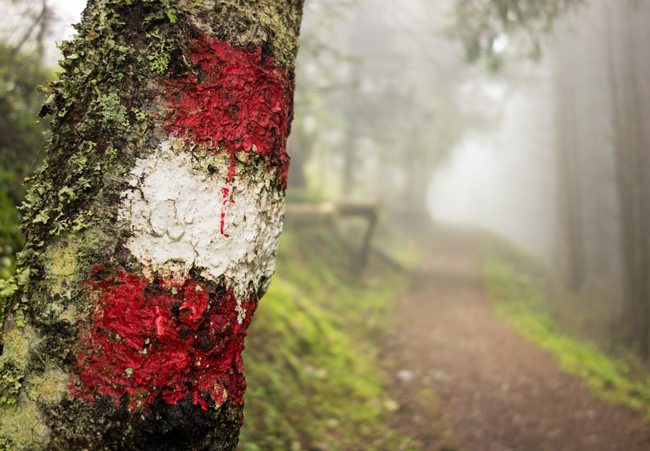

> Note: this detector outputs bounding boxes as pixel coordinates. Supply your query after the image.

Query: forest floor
[383,226,650,451]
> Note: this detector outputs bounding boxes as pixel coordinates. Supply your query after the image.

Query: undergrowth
[481,235,650,419]
[238,225,419,451]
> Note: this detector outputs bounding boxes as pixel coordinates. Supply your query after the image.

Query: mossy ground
[481,234,650,420]
[239,224,419,451]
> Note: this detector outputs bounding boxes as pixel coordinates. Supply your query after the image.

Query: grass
[238,225,422,451]
[481,235,650,419]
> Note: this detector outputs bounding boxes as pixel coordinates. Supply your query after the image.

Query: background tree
[453,0,650,362]
[604,0,650,358]
[517,0,650,358]
[0,0,303,449]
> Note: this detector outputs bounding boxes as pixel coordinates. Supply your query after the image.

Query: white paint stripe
[119,139,284,320]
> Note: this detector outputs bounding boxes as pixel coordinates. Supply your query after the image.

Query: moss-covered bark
[0,0,303,449]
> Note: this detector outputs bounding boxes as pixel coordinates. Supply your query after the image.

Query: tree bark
[0,0,303,449]
[605,0,650,358]
[554,41,586,292]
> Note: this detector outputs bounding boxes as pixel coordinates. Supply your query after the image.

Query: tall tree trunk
[554,43,585,292]
[0,1,303,449]
[341,47,361,198]
[605,1,650,358]
[400,122,433,231]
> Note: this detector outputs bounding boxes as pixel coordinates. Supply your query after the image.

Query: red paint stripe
[164,36,293,188]
[71,267,257,410]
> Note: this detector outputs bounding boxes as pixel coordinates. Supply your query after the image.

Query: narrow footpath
[384,228,650,451]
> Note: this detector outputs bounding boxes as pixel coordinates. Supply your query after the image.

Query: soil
[384,227,650,451]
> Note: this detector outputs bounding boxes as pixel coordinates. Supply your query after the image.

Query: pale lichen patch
[26,365,69,405]
[58,304,78,324]
[0,394,49,450]
[1,327,34,370]
[0,330,66,447]
[42,235,80,297]
[0,324,43,440]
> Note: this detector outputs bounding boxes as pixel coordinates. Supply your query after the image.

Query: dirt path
[384,228,650,451]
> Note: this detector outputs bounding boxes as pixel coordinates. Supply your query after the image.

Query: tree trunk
[341,117,358,197]
[605,0,650,358]
[554,42,586,292]
[0,0,303,449]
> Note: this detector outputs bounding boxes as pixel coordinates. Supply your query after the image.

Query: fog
[428,70,557,261]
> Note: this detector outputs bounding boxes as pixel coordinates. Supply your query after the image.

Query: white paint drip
[119,139,284,322]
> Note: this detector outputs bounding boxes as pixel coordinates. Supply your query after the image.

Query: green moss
[0,364,22,407]
[0,327,33,407]
[132,108,148,122]
[240,226,417,450]
[0,279,18,327]
[0,280,17,299]
[99,92,128,125]
[147,29,171,75]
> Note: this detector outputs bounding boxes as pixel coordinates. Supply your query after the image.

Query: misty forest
[1,0,650,449]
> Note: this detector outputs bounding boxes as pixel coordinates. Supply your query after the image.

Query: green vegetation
[482,235,650,419]
[240,225,418,451]
[0,44,51,279]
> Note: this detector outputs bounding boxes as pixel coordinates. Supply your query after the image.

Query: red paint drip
[164,36,294,187]
[71,267,257,410]
[218,157,238,237]
[220,185,231,237]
